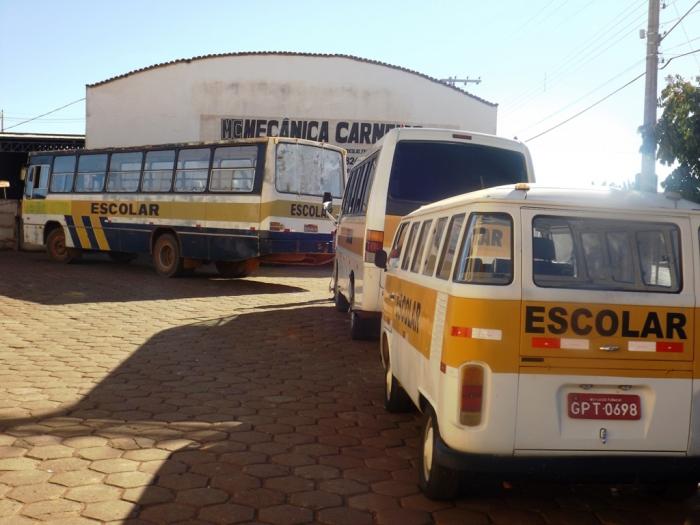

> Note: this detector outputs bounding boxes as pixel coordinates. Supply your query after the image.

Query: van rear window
[532,216,681,293]
[386,141,527,216]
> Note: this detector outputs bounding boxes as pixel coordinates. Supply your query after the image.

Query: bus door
[515,208,694,452]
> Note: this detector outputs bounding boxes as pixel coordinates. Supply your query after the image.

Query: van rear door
[514,208,694,453]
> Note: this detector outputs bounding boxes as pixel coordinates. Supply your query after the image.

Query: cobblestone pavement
[0,250,699,525]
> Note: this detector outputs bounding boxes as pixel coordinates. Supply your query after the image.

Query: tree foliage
[657,76,700,201]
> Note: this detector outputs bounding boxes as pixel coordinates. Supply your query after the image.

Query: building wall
[86,54,497,165]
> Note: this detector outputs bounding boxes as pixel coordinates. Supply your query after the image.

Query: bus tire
[419,406,459,500]
[384,359,413,413]
[216,259,258,278]
[109,251,137,263]
[46,227,81,264]
[153,233,184,277]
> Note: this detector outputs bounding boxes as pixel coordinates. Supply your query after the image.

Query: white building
[86,52,497,166]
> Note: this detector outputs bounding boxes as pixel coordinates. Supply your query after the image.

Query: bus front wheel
[419,406,459,500]
[153,234,184,277]
[46,228,81,264]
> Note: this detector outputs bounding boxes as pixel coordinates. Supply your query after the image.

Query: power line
[670,1,700,70]
[660,47,700,68]
[661,0,699,41]
[3,98,85,131]
[524,72,645,142]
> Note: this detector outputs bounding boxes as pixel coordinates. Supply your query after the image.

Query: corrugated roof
[87,51,496,107]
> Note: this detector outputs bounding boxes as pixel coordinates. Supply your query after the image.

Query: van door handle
[387,293,397,301]
[599,345,620,352]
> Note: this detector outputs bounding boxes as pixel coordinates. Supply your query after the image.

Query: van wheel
[419,406,459,500]
[216,259,258,278]
[153,234,184,277]
[109,251,137,263]
[46,228,81,264]
[384,360,413,413]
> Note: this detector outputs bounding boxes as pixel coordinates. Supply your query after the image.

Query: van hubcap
[423,418,434,480]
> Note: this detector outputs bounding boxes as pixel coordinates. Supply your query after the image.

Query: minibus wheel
[153,233,184,277]
[46,227,81,264]
[419,406,459,500]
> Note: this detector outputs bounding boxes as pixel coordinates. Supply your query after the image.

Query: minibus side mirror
[321,191,337,225]
[374,249,388,270]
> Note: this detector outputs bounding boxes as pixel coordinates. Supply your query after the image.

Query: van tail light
[364,229,384,262]
[460,365,484,426]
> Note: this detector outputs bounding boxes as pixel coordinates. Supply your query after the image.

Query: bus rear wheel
[419,406,459,500]
[46,227,81,264]
[153,234,184,277]
[216,259,259,278]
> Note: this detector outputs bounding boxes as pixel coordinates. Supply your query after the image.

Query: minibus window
[533,216,681,293]
[401,222,421,271]
[389,223,409,269]
[436,214,465,280]
[423,217,448,276]
[410,220,433,273]
[454,213,513,285]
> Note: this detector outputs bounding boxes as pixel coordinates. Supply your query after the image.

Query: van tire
[153,233,184,277]
[419,406,459,500]
[46,227,81,264]
[384,361,413,413]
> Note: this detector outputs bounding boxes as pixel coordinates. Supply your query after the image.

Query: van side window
[401,222,421,271]
[341,172,356,214]
[533,215,681,292]
[410,220,433,273]
[423,217,448,276]
[360,159,376,213]
[436,214,465,280]
[454,213,513,285]
[388,223,409,269]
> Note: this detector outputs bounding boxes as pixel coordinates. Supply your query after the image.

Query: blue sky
[1,0,698,187]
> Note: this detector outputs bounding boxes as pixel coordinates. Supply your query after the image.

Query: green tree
[656,76,700,201]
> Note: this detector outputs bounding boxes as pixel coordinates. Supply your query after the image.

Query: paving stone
[348,492,400,511]
[21,498,83,520]
[433,507,491,525]
[198,503,255,524]
[0,457,38,470]
[264,475,315,493]
[78,446,123,460]
[290,489,343,510]
[232,487,285,508]
[39,457,89,472]
[66,483,122,503]
[62,436,109,448]
[0,469,52,486]
[294,464,340,480]
[90,458,140,473]
[176,487,229,506]
[83,499,138,521]
[26,445,74,460]
[375,507,433,525]
[105,471,154,488]
[7,482,65,503]
[0,446,27,458]
[258,504,314,525]
[488,508,547,525]
[319,478,369,496]
[122,448,171,461]
[121,485,175,505]
[317,506,374,525]
[0,499,21,518]
[371,479,420,497]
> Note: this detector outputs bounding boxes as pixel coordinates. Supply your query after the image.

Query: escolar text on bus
[524,305,687,339]
[90,202,160,216]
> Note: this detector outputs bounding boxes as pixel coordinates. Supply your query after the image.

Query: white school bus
[21,137,344,277]
[376,183,700,499]
[333,128,534,339]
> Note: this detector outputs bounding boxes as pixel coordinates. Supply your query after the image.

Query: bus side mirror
[321,191,337,225]
[322,191,332,207]
[374,249,388,270]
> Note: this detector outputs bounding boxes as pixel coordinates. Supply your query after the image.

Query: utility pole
[1,110,3,132]
[639,0,661,193]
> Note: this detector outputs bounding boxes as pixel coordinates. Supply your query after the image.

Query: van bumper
[435,436,700,482]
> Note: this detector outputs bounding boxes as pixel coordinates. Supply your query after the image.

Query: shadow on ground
[0,251,315,305]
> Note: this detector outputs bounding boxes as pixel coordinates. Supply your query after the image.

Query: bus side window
[388,223,409,270]
[410,220,433,273]
[75,154,108,193]
[26,164,50,199]
[175,148,210,193]
[436,214,466,280]
[401,222,421,271]
[454,213,513,285]
[50,156,76,193]
[422,217,448,276]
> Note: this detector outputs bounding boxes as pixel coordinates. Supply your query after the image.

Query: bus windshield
[386,141,528,215]
[275,143,343,198]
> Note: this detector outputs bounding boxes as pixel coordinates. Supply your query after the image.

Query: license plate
[567,393,641,420]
